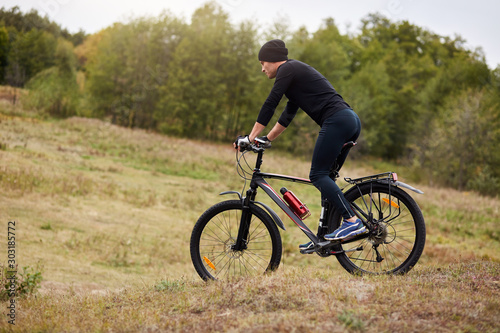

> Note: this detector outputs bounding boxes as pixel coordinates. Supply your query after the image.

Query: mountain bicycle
[190,141,426,280]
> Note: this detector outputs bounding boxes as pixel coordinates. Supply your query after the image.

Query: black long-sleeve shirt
[257,59,351,128]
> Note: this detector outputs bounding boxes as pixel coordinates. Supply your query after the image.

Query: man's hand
[255,136,272,148]
[233,135,251,151]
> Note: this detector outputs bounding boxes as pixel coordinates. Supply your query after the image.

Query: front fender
[220,190,242,200]
[252,201,286,231]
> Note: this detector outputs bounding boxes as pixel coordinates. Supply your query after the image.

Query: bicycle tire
[190,200,282,281]
[329,183,425,275]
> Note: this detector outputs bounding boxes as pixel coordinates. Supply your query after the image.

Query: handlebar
[245,142,271,153]
[237,138,271,153]
[235,140,271,176]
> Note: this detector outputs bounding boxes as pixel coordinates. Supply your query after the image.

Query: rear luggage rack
[345,172,397,185]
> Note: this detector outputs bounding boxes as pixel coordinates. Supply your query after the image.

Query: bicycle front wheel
[190,200,282,281]
[330,183,426,275]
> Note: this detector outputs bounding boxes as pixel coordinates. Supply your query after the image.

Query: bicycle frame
[227,144,424,253]
[258,173,317,237]
[228,148,320,251]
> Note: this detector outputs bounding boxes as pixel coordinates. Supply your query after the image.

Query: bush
[1,264,43,300]
[466,166,500,196]
[419,89,500,196]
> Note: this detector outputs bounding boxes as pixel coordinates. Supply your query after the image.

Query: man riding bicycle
[235,39,366,249]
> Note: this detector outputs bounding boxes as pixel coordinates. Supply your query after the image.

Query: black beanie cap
[258,39,288,62]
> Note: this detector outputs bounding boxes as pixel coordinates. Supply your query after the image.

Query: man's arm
[256,62,294,127]
[265,122,286,141]
[248,122,266,142]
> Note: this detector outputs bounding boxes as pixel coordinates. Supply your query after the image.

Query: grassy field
[0,100,498,332]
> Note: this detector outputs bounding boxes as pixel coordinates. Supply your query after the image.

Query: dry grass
[11,263,500,332]
[0,102,498,332]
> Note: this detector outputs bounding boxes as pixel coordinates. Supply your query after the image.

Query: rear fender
[393,181,424,194]
[376,180,424,194]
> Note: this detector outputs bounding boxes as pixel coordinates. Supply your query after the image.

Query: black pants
[309,109,361,220]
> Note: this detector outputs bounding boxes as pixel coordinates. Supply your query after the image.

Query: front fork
[232,187,256,251]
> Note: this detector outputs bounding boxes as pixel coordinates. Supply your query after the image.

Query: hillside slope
[0,107,498,331]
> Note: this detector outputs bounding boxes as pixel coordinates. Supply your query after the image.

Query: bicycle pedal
[300,240,339,254]
[300,241,326,254]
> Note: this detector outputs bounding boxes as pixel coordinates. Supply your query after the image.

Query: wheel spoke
[192,200,281,280]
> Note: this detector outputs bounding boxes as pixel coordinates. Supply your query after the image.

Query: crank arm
[330,246,364,255]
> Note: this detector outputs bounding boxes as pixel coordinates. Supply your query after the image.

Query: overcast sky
[3,0,499,69]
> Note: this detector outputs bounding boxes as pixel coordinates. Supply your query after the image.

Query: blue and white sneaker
[299,241,314,251]
[324,219,367,241]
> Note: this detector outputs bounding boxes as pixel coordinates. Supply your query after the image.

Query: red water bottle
[280,187,311,220]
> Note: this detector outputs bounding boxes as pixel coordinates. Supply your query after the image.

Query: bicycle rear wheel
[190,200,282,281]
[330,183,425,275]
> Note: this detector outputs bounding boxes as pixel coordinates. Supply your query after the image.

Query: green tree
[5,29,56,87]
[25,38,79,117]
[299,18,351,85]
[410,44,491,173]
[262,14,293,42]
[423,89,499,194]
[156,2,255,139]
[221,20,262,139]
[344,60,393,157]
[0,6,86,44]
[0,6,88,87]
[0,25,8,82]
[85,13,186,127]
